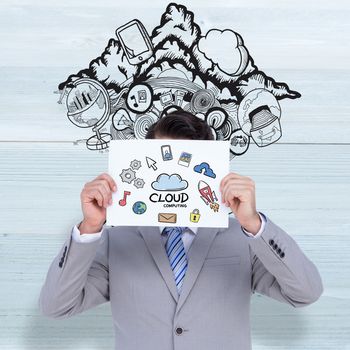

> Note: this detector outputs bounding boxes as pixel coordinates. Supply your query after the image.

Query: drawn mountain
[58,2,300,102]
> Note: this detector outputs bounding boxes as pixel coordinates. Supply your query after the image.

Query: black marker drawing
[112,108,134,132]
[152,173,188,191]
[230,129,250,156]
[58,2,301,158]
[134,112,158,139]
[126,83,154,114]
[159,91,174,108]
[150,192,189,204]
[205,107,228,140]
[237,88,282,147]
[116,20,154,65]
[66,78,112,150]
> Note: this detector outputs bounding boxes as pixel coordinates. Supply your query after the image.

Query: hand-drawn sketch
[198,180,220,212]
[119,191,131,206]
[134,178,145,189]
[161,145,173,161]
[126,83,154,114]
[120,168,136,184]
[116,19,154,65]
[108,139,230,227]
[237,88,282,147]
[145,156,158,170]
[120,159,145,188]
[65,78,112,150]
[132,201,147,214]
[190,209,201,223]
[151,173,188,191]
[198,29,249,77]
[59,3,301,159]
[112,108,134,132]
[130,159,142,170]
[134,113,158,139]
[230,129,250,156]
[193,162,216,179]
[178,151,192,167]
[158,213,177,224]
[205,107,228,139]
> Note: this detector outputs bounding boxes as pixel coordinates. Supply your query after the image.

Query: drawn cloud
[57,2,302,158]
[193,162,216,179]
[152,173,188,191]
[198,29,249,76]
[59,3,300,101]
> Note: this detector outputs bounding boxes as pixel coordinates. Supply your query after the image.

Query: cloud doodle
[57,2,301,158]
[198,29,249,76]
[193,162,216,179]
[152,173,188,191]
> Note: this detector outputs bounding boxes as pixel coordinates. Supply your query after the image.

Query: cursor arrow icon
[146,157,157,171]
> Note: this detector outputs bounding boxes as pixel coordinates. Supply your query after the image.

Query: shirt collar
[159,226,198,235]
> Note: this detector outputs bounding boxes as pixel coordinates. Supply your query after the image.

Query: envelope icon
[158,213,177,224]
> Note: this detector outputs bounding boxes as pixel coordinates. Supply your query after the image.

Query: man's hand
[79,173,117,234]
[220,172,261,235]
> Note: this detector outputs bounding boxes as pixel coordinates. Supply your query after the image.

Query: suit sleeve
[241,211,266,238]
[246,214,323,307]
[38,226,110,318]
[72,223,104,243]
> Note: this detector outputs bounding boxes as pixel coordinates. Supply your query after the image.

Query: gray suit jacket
[39,215,323,350]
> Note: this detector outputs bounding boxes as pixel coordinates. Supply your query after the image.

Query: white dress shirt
[72,212,267,250]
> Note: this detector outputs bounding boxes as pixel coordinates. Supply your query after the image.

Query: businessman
[39,110,323,350]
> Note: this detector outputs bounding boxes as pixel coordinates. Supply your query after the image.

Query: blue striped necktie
[163,226,188,294]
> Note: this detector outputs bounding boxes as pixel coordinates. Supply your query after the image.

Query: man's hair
[145,110,214,140]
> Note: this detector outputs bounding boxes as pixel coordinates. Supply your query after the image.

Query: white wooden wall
[1,0,349,349]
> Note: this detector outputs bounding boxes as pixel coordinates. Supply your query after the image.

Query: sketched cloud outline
[198,29,249,76]
[193,162,216,178]
[58,2,301,157]
[151,173,188,191]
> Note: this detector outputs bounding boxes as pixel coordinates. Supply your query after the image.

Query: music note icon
[119,191,131,206]
[130,95,138,108]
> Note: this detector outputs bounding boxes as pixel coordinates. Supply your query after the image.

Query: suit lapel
[138,226,179,302]
[175,226,220,315]
[138,225,220,312]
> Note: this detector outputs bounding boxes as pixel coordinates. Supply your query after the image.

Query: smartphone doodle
[161,145,173,161]
[116,20,154,65]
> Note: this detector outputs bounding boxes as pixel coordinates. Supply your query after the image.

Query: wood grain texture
[0,0,349,349]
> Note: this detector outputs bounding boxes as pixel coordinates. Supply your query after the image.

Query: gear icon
[130,159,142,170]
[134,178,145,189]
[120,168,136,184]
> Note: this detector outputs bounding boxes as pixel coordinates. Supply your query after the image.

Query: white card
[107,139,231,227]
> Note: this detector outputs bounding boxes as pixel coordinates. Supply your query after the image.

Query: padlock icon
[190,209,201,223]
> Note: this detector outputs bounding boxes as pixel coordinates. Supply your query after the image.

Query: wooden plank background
[0,0,349,349]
